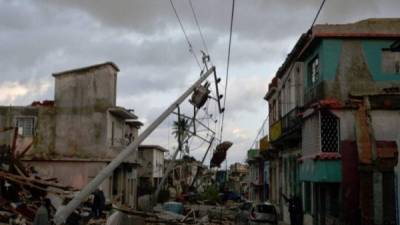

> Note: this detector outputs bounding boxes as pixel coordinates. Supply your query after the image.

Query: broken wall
[0,106,56,158]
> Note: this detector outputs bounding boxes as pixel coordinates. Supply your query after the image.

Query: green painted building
[265,18,400,225]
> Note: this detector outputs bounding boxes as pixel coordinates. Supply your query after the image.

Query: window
[382,50,400,74]
[308,56,320,85]
[320,110,340,152]
[16,117,34,136]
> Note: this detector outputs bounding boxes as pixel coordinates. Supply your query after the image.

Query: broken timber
[54,66,216,224]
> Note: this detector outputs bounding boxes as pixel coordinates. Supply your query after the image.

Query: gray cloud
[1,0,400,164]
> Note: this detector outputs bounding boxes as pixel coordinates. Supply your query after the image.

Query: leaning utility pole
[54,66,216,224]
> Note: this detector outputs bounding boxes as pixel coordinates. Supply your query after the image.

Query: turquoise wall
[321,39,342,80]
[362,40,400,81]
[304,38,400,93]
[304,39,342,91]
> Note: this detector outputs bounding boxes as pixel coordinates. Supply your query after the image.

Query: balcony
[269,108,302,145]
[247,149,261,162]
[304,81,326,106]
[259,135,269,152]
[281,107,302,135]
[269,120,282,142]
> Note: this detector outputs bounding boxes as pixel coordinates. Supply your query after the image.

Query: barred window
[320,110,339,152]
[16,117,35,136]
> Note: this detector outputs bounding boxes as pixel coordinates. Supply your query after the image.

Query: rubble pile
[0,143,77,225]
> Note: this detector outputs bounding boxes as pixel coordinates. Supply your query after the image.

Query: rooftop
[139,145,169,152]
[109,107,138,119]
[52,61,119,77]
[265,18,400,100]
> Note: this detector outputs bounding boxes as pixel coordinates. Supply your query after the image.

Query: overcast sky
[1,0,399,166]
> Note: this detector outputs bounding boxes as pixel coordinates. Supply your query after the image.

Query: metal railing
[304,81,325,106]
[281,107,301,134]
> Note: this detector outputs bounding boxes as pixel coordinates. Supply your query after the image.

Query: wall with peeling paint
[0,63,140,209]
[303,39,400,106]
[53,64,117,159]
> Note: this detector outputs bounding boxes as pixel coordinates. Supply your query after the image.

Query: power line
[188,0,209,55]
[311,0,327,29]
[219,0,235,141]
[249,115,269,150]
[272,0,327,91]
[169,0,202,69]
[246,0,327,155]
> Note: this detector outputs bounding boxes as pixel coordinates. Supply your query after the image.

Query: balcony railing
[304,81,326,106]
[247,149,261,161]
[281,107,301,135]
[269,120,282,142]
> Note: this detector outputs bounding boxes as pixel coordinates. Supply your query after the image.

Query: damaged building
[264,18,400,225]
[0,62,156,209]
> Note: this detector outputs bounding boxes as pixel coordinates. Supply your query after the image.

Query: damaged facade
[264,18,400,225]
[0,62,149,209]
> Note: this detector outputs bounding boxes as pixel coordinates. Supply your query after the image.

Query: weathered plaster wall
[331,110,356,141]
[25,160,111,199]
[0,106,38,145]
[0,106,56,157]
[138,149,153,178]
[53,64,117,158]
[304,39,400,105]
[362,40,400,81]
[29,107,56,157]
[54,65,117,108]
[370,110,400,140]
[302,113,320,157]
[107,113,126,149]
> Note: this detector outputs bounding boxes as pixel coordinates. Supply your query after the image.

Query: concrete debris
[0,152,87,225]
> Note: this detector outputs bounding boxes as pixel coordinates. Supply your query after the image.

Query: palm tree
[172,117,191,153]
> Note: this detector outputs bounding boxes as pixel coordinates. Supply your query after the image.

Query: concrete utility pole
[54,66,216,225]
[153,143,181,205]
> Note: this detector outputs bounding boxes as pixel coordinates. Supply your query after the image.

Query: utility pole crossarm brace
[54,66,216,225]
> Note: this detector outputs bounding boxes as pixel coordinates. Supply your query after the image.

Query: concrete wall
[25,160,111,198]
[138,149,153,178]
[107,113,126,149]
[54,64,117,108]
[53,64,118,158]
[138,147,165,179]
[370,110,400,140]
[304,39,400,105]
[302,113,320,157]
[0,106,38,146]
[331,110,356,141]
[0,106,56,158]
